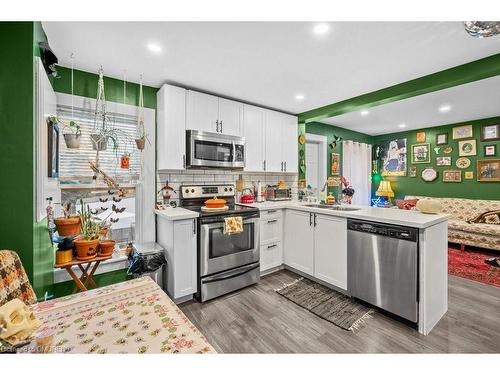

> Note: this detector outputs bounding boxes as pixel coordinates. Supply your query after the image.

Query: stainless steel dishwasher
[347,219,419,323]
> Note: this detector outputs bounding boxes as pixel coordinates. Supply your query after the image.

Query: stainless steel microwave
[186,130,245,169]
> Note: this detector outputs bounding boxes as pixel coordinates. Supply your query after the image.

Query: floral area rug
[448,247,500,287]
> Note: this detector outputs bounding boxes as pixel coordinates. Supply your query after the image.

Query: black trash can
[127,242,166,290]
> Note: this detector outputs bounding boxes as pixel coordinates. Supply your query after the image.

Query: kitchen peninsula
[156,200,448,335]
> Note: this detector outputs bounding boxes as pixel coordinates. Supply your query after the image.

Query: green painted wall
[373,117,500,200]
[0,22,37,287]
[53,66,158,109]
[304,121,373,195]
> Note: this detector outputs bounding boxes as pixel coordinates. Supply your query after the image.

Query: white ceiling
[323,75,500,135]
[42,22,500,115]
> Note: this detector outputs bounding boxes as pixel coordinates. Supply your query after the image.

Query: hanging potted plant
[48,116,82,149]
[74,199,101,260]
[54,201,81,237]
[90,132,108,151]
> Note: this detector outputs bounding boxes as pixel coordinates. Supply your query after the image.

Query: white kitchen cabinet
[261,241,283,272]
[186,90,219,133]
[243,104,266,172]
[313,215,347,289]
[284,210,314,274]
[218,97,243,136]
[157,84,187,170]
[260,214,283,245]
[281,113,298,173]
[264,110,284,172]
[157,216,197,301]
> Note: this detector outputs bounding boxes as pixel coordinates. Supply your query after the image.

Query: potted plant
[120,152,130,169]
[54,201,81,237]
[55,237,74,265]
[48,116,82,149]
[90,132,108,151]
[74,199,101,260]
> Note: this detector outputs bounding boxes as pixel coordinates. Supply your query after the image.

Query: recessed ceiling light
[360,110,369,117]
[147,42,162,54]
[398,123,406,129]
[313,23,330,35]
[439,104,452,113]
[295,94,305,101]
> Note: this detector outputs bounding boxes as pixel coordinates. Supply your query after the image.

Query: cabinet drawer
[260,241,282,272]
[260,209,282,220]
[260,215,282,244]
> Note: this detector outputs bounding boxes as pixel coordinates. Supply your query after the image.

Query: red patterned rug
[448,247,500,287]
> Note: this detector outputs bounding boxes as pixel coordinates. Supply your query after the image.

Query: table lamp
[375,180,394,205]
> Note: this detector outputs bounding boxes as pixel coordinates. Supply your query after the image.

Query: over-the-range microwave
[186,129,246,169]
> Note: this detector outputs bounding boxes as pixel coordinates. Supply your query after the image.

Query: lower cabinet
[283,210,314,275]
[284,210,347,290]
[259,209,283,273]
[156,216,197,301]
[313,215,347,289]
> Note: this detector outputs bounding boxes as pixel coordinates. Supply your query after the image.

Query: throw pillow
[395,199,419,210]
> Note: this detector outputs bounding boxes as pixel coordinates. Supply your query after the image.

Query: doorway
[305,134,327,199]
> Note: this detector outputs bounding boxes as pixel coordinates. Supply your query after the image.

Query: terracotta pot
[63,133,81,149]
[135,137,146,150]
[74,239,99,260]
[55,249,73,265]
[99,240,116,256]
[54,216,81,237]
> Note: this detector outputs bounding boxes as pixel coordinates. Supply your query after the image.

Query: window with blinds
[57,104,141,178]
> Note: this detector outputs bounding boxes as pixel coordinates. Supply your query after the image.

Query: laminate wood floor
[180,270,500,353]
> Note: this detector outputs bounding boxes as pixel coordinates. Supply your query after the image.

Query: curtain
[342,141,372,206]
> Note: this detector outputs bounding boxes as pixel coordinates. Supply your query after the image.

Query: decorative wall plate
[298,134,306,145]
[421,168,438,182]
[456,157,471,169]
[443,146,453,154]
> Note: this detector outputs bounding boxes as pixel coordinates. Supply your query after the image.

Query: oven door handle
[202,263,260,284]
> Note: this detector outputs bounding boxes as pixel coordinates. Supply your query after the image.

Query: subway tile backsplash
[156,170,298,205]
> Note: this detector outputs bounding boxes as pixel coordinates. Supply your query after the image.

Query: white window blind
[57,104,141,178]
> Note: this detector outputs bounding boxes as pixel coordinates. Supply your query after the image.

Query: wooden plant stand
[55,254,112,293]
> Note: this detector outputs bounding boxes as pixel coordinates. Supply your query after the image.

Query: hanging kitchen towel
[224,216,243,235]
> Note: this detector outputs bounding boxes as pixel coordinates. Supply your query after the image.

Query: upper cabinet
[158,85,297,172]
[243,104,266,172]
[186,90,242,136]
[157,84,187,170]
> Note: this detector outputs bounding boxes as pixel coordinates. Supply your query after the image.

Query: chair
[0,250,37,306]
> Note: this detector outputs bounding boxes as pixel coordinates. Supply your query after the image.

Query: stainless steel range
[180,184,260,302]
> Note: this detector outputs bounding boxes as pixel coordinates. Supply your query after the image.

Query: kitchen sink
[303,204,361,211]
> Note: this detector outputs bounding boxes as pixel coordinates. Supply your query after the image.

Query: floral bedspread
[30,277,215,354]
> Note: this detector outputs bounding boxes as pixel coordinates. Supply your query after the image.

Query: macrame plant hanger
[92,66,107,172]
[137,75,146,176]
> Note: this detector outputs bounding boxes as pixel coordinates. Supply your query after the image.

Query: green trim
[53,66,158,109]
[298,53,500,123]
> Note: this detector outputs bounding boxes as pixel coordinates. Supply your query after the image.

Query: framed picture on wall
[47,121,59,178]
[452,125,473,140]
[409,166,417,177]
[330,153,340,175]
[411,143,430,164]
[416,131,426,143]
[477,159,500,182]
[458,139,477,156]
[421,168,438,182]
[443,170,462,183]
[436,133,448,145]
[436,156,451,166]
[465,171,474,180]
[484,144,496,157]
[379,138,407,176]
[480,124,500,141]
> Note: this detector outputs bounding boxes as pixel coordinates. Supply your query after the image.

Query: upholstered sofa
[405,196,500,252]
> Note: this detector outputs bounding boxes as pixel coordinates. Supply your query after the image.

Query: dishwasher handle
[347,219,418,242]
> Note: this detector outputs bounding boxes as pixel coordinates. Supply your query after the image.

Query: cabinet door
[173,219,198,297]
[218,98,242,136]
[281,114,298,173]
[264,110,283,172]
[284,210,314,275]
[260,241,282,272]
[313,215,347,289]
[186,90,219,133]
[157,85,186,170]
[243,104,265,172]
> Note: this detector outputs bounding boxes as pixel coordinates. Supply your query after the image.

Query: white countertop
[155,208,199,221]
[239,201,448,229]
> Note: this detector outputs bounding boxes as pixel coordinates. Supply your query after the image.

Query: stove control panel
[180,184,235,199]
